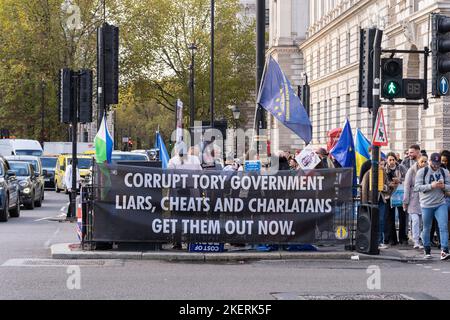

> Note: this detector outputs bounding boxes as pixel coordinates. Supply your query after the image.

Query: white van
[0,139,43,157]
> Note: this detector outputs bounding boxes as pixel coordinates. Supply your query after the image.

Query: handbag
[390,184,404,208]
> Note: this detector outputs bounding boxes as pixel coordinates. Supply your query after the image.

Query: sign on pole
[372,107,388,147]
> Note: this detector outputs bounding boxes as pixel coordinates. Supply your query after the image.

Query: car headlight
[19,181,30,187]
[23,188,31,194]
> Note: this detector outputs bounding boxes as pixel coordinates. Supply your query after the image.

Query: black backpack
[422,167,446,185]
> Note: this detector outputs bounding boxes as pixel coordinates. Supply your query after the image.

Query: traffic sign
[440,76,449,95]
[372,108,388,147]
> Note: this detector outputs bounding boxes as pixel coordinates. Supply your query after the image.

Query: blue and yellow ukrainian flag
[355,128,371,178]
[355,128,386,178]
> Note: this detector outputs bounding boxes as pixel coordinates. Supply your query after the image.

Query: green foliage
[0,0,256,145]
[0,0,104,140]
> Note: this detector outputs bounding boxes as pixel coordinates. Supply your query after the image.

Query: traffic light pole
[255,0,266,158]
[69,72,79,221]
[369,29,383,255]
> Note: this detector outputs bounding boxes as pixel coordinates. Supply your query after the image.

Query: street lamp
[231,105,240,158]
[189,42,197,143]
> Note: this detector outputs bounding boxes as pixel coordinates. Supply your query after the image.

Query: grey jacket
[401,158,416,171]
[414,166,450,208]
[403,163,421,214]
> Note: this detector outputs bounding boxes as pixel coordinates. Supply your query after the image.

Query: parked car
[0,157,20,221]
[5,155,45,204]
[8,161,42,209]
[111,151,150,163]
[0,139,43,157]
[40,156,57,189]
[54,154,93,193]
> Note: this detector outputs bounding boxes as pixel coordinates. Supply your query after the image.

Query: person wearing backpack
[403,155,428,249]
[383,153,408,246]
[414,153,450,260]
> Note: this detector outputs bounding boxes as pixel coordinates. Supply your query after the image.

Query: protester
[168,146,202,249]
[223,158,243,172]
[403,155,428,249]
[401,144,421,170]
[396,153,402,165]
[441,150,450,240]
[315,147,335,169]
[383,152,408,245]
[361,159,390,248]
[414,153,450,260]
[359,158,372,183]
[278,151,290,170]
[64,159,81,219]
[289,158,299,171]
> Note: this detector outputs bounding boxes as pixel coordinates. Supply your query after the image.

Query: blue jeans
[378,201,386,245]
[421,204,449,252]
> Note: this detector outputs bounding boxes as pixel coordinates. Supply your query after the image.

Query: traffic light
[381,58,403,99]
[432,14,450,97]
[78,69,93,123]
[59,68,74,123]
[98,23,119,105]
[358,28,376,108]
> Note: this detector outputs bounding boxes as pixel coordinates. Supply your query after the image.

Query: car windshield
[41,157,57,169]
[15,160,38,172]
[112,154,148,162]
[15,150,43,156]
[8,162,30,176]
[77,158,93,169]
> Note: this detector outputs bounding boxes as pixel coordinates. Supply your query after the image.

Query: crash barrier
[80,163,355,247]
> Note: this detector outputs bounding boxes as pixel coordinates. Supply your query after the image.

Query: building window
[316,102,321,142]
[336,37,340,69]
[317,49,321,78]
[346,31,351,65]
[346,94,351,118]
[328,99,332,130]
[336,97,341,128]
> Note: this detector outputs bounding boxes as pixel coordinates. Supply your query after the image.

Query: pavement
[50,241,430,262]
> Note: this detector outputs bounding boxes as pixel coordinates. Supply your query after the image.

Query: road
[1,191,450,300]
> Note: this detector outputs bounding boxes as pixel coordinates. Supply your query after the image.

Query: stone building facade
[266,0,310,153]
[299,0,450,153]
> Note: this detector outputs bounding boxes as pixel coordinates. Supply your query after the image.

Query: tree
[0,0,105,140]
[117,0,256,124]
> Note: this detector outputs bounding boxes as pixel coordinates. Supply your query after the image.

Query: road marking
[424,266,432,268]
[34,217,55,222]
[44,227,60,249]
[416,264,423,266]
[432,269,441,271]
[61,206,66,212]
[442,272,450,274]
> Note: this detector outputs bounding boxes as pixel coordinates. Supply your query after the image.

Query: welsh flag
[95,115,113,164]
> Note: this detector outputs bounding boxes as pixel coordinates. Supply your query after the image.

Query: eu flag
[155,131,170,169]
[257,57,312,144]
[330,119,357,192]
